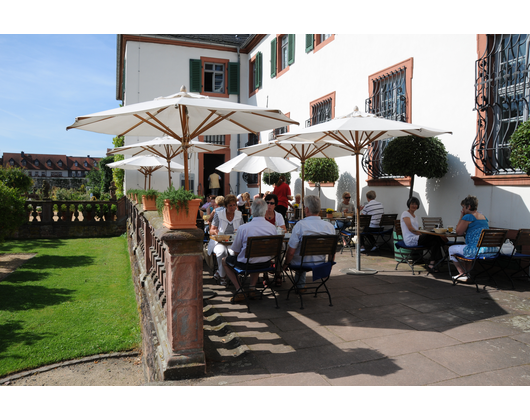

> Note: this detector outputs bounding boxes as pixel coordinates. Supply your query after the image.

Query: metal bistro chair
[452,229,508,293]
[285,234,338,309]
[422,216,444,231]
[340,215,371,256]
[499,228,530,288]
[393,220,427,275]
[226,235,284,312]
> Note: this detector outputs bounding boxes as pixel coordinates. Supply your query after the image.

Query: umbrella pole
[300,161,305,219]
[167,159,172,189]
[145,174,147,190]
[345,152,377,276]
[183,148,190,191]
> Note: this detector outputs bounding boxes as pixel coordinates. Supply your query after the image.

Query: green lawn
[0,236,141,378]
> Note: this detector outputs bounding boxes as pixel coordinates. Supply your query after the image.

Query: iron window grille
[362,66,407,178]
[269,126,287,141]
[472,34,530,175]
[306,97,332,127]
[243,133,260,184]
[204,135,225,145]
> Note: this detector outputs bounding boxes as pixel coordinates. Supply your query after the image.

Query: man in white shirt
[222,198,277,302]
[282,195,336,290]
[359,190,384,252]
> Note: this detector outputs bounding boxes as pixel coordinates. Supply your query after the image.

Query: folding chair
[340,215,371,256]
[452,229,508,292]
[226,235,284,312]
[499,229,530,287]
[285,235,338,309]
[393,220,427,275]
[368,213,397,252]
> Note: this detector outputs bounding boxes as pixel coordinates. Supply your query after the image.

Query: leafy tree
[382,135,448,200]
[509,119,530,175]
[111,135,125,198]
[0,182,27,242]
[0,166,33,193]
[302,158,339,184]
[100,156,115,193]
[262,172,291,186]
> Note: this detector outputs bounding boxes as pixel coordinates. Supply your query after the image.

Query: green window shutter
[305,34,314,52]
[270,38,277,78]
[228,62,239,95]
[255,52,262,89]
[189,59,202,92]
[288,34,295,65]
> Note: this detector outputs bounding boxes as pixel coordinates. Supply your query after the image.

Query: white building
[116,34,530,230]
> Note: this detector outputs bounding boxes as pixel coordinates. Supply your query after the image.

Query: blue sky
[0,34,120,158]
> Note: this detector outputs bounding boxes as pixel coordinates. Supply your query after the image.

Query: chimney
[21,151,24,156]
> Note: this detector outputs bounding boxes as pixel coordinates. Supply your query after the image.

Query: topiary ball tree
[509,119,530,175]
[262,171,291,186]
[303,158,339,184]
[382,135,448,200]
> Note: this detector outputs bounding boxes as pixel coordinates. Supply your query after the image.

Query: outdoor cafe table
[418,229,465,275]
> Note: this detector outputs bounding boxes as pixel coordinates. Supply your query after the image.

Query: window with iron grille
[243,133,260,184]
[472,34,530,176]
[269,125,287,141]
[362,66,408,179]
[307,97,332,127]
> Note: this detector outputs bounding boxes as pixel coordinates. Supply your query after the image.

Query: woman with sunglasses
[263,193,286,286]
[336,191,354,246]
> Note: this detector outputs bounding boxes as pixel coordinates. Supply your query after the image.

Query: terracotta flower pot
[162,198,202,230]
[326,213,333,219]
[142,195,157,211]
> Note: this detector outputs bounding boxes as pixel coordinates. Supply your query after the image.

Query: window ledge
[471,175,530,186]
[367,178,411,187]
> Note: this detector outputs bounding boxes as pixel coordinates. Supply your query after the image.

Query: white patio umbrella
[106,155,184,190]
[105,136,226,188]
[67,86,299,190]
[216,153,300,194]
[277,106,452,275]
[240,138,354,207]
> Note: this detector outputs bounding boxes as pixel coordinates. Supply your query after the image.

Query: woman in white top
[208,194,244,285]
[400,197,445,273]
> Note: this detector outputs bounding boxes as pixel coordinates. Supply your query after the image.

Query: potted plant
[60,203,70,221]
[142,189,158,211]
[102,203,109,221]
[304,158,339,188]
[85,203,93,221]
[110,204,118,221]
[326,208,334,219]
[156,186,203,230]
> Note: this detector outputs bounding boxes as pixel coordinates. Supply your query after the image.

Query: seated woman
[263,193,287,286]
[237,192,251,222]
[336,191,354,246]
[400,197,446,273]
[288,193,302,220]
[208,194,244,286]
[207,195,225,224]
[448,195,497,281]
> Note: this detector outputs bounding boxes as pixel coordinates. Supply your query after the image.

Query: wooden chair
[393,220,427,275]
[452,229,508,292]
[422,216,443,230]
[367,213,398,252]
[284,235,338,309]
[499,229,530,287]
[226,235,284,312]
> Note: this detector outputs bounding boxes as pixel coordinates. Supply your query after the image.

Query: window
[21,159,26,166]
[204,135,225,145]
[269,112,291,141]
[41,172,45,177]
[74,161,79,167]
[34,159,39,167]
[362,58,413,184]
[271,35,295,78]
[58,160,63,167]
[47,159,52,167]
[189,57,239,97]
[307,92,335,127]
[9,158,14,166]
[84,161,88,167]
[472,34,530,184]
[306,34,335,53]
[93,161,97,167]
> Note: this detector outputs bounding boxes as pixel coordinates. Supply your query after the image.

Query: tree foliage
[0,166,33,193]
[382,135,448,199]
[0,182,27,242]
[111,135,125,198]
[86,156,115,197]
[302,158,339,184]
[509,119,530,175]
[262,172,291,186]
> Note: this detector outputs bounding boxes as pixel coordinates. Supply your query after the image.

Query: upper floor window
[58,160,63,167]
[306,34,335,53]
[74,161,79,167]
[204,62,225,94]
[47,159,52,166]
[249,52,262,97]
[34,159,39,166]
[362,58,413,182]
[9,158,14,166]
[472,34,530,178]
[84,161,88,167]
[189,57,239,98]
[307,92,335,127]
[204,135,225,145]
[271,35,295,78]
[246,133,260,147]
[21,159,26,166]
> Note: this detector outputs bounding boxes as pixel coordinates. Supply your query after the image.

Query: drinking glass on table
[447,226,454,233]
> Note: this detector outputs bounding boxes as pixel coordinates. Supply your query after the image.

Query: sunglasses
[266,201,276,205]
[344,197,351,199]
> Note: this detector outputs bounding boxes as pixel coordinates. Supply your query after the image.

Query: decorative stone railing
[126,197,206,381]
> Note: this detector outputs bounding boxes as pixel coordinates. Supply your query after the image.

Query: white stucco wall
[121,35,530,230]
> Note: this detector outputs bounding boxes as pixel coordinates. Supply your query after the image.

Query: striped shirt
[361,200,384,228]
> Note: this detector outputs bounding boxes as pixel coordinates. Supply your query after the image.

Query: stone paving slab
[430,364,530,386]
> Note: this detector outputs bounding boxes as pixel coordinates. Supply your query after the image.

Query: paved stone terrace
[152,248,530,386]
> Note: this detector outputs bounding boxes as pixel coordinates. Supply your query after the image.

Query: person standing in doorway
[209,171,222,196]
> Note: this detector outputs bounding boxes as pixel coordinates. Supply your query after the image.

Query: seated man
[359,190,384,252]
[282,195,336,290]
[222,198,278,303]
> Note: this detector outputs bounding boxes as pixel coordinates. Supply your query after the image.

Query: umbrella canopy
[106,136,226,187]
[67,86,299,190]
[216,153,300,194]
[240,138,354,206]
[106,155,184,190]
[277,106,452,274]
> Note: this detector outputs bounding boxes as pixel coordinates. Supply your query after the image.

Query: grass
[0,236,141,378]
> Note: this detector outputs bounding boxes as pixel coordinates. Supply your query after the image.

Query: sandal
[219,277,228,286]
[274,273,283,287]
[213,271,222,283]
